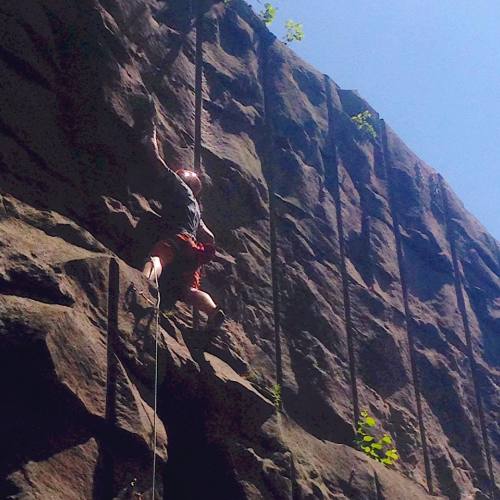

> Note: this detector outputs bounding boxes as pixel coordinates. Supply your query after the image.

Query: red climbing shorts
[150,233,215,292]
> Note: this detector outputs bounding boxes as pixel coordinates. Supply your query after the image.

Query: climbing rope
[150,258,161,500]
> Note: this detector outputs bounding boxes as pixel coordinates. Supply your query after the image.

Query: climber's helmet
[176,169,202,197]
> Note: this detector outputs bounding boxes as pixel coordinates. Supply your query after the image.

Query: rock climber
[142,125,225,331]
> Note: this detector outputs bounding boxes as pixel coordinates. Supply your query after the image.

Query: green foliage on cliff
[354,410,400,466]
[272,383,282,409]
[351,111,377,139]
[260,2,277,25]
[283,19,304,44]
[224,1,303,44]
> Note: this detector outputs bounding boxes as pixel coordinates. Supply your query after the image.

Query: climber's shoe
[206,307,225,332]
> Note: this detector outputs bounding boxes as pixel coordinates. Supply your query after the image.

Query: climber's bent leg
[184,287,217,315]
[143,240,175,281]
[184,287,226,330]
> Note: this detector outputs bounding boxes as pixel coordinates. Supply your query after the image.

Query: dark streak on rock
[380,119,434,495]
[324,75,360,425]
[0,46,53,93]
[260,35,284,401]
[439,175,497,498]
[102,257,120,498]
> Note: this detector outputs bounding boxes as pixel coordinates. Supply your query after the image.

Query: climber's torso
[157,169,201,239]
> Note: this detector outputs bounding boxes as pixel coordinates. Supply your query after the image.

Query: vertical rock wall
[0,0,498,498]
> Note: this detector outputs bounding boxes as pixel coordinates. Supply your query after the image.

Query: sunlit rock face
[0,0,498,498]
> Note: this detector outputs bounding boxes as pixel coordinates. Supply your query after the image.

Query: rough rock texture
[0,0,498,499]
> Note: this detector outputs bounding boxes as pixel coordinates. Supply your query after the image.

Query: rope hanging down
[149,3,203,493]
[192,0,204,330]
[150,257,161,499]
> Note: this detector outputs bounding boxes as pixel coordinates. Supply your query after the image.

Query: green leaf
[351,111,377,139]
[354,410,399,467]
[283,19,304,43]
[385,449,399,460]
[259,3,277,25]
[365,417,376,427]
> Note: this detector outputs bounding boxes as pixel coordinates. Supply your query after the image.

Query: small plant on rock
[224,1,304,44]
[272,383,282,409]
[283,19,304,44]
[354,410,400,467]
[260,2,277,25]
[351,110,377,139]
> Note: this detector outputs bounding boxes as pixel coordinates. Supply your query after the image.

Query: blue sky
[247,0,500,239]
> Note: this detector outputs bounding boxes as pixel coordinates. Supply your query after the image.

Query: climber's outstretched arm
[142,124,178,180]
[197,219,215,244]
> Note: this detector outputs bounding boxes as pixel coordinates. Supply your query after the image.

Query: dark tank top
[157,169,201,239]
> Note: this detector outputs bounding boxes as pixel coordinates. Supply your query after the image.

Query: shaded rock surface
[0,0,498,498]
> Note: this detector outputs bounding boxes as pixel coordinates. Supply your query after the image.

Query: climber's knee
[143,256,163,281]
[185,287,217,314]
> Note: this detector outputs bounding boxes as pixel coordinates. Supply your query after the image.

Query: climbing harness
[150,257,161,500]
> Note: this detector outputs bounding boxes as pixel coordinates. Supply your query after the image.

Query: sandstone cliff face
[0,0,498,499]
